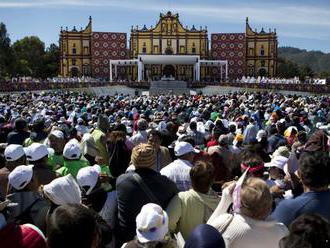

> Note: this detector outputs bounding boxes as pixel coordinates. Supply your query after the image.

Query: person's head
[190,121,197,131]
[97,114,110,133]
[218,135,229,147]
[298,152,330,190]
[190,161,215,194]
[175,141,199,162]
[63,139,82,161]
[184,224,225,248]
[256,130,267,143]
[47,204,99,248]
[43,174,81,207]
[48,130,65,154]
[240,151,265,178]
[76,165,101,195]
[4,144,26,167]
[25,143,52,165]
[280,214,330,248]
[240,177,272,220]
[137,118,148,131]
[8,164,39,191]
[131,143,156,169]
[14,117,28,132]
[265,155,288,180]
[148,130,162,150]
[229,124,236,134]
[135,203,169,244]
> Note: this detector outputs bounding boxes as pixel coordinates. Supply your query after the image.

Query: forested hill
[278,47,330,75]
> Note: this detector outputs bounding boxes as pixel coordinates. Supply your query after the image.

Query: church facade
[59,12,277,80]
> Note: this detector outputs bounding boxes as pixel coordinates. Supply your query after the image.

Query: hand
[270,185,285,198]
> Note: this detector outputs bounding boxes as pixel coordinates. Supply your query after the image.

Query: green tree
[41,43,60,78]
[277,58,300,78]
[299,64,314,80]
[0,22,15,80]
[12,36,45,77]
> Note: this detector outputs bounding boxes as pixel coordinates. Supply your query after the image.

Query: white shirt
[160,159,193,192]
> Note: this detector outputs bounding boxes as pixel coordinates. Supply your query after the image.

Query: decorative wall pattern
[211,33,246,79]
[91,32,127,78]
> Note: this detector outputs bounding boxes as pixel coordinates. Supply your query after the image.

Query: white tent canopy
[109,55,228,82]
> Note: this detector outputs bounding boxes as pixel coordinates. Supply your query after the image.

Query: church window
[84,46,89,55]
[260,45,265,56]
[180,46,185,54]
[142,47,147,54]
[192,47,196,54]
[72,48,77,54]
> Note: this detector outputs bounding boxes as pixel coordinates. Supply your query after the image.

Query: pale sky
[1,0,329,52]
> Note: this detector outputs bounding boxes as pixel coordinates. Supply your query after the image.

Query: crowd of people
[0,90,329,248]
[236,76,327,85]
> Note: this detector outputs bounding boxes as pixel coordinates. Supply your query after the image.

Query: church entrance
[163,65,175,78]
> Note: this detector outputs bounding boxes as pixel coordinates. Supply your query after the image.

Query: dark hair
[47,204,97,248]
[190,161,215,193]
[180,135,196,147]
[148,129,162,140]
[14,118,27,131]
[280,214,330,248]
[298,152,330,188]
[190,121,197,131]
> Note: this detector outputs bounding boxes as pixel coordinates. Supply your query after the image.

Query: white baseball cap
[63,139,81,160]
[24,143,53,161]
[50,130,64,139]
[76,165,101,195]
[265,155,289,171]
[136,203,169,243]
[8,165,34,190]
[4,144,25,161]
[174,141,199,157]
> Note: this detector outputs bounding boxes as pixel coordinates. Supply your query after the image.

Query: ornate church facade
[59,12,277,80]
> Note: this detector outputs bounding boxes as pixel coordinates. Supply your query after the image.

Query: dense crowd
[237,76,327,85]
[0,91,329,248]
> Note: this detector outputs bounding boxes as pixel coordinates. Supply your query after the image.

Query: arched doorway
[163,65,175,78]
[71,67,79,77]
[258,68,267,77]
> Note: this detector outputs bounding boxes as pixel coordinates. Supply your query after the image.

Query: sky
[1,0,330,53]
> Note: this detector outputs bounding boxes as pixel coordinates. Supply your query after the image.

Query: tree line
[0,22,59,81]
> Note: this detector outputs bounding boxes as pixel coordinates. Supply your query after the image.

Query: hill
[278,47,330,76]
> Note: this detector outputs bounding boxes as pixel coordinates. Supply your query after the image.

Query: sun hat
[136,203,169,243]
[174,141,199,157]
[24,143,53,161]
[8,165,34,190]
[4,144,25,161]
[265,155,289,171]
[43,174,81,206]
[76,165,101,195]
[131,143,156,168]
